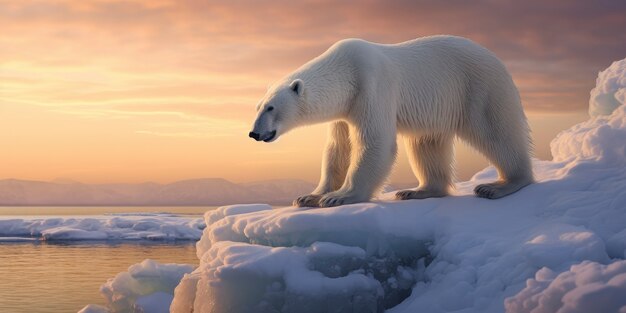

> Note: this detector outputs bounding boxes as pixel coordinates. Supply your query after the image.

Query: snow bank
[0,214,205,241]
[505,260,626,313]
[79,259,194,313]
[163,57,626,313]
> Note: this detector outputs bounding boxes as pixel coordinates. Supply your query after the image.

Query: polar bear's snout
[249,111,279,143]
[248,130,277,142]
[250,99,285,142]
[248,131,261,141]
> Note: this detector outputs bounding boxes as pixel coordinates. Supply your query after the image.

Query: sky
[1,0,625,185]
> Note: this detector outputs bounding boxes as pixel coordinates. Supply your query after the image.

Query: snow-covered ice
[0,213,205,241]
[82,58,626,313]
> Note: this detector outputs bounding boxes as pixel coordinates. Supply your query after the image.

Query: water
[0,206,215,313]
[0,241,198,312]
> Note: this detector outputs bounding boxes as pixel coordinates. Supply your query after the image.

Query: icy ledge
[166,59,626,313]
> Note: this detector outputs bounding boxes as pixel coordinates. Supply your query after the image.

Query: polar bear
[249,35,533,207]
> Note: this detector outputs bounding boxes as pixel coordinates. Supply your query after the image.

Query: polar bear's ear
[289,79,304,96]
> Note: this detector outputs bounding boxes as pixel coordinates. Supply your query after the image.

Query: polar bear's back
[338,36,521,134]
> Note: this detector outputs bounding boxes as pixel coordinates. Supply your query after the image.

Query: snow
[79,259,194,313]
[163,58,626,313]
[0,214,205,241]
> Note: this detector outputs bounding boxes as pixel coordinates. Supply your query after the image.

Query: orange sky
[1,0,624,184]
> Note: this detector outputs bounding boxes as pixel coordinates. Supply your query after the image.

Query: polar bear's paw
[318,192,365,207]
[395,189,447,200]
[474,182,508,199]
[474,179,531,199]
[293,194,323,207]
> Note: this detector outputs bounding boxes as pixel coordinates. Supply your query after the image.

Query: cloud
[112,102,256,121]
[1,0,625,184]
[2,0,625,114]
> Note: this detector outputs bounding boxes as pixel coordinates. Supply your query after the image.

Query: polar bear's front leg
[294,122,351,207]
[319,122,397,207]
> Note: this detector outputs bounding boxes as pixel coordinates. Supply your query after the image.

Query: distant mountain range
[0,178,317,206]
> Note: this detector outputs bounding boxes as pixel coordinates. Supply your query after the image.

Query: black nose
[249,131,261,141]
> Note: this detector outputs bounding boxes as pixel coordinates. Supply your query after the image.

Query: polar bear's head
[249,79,305,143]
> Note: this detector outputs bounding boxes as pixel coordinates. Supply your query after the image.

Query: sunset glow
[1,0,623,184]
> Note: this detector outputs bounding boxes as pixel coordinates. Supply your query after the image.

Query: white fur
[250,35,534,207]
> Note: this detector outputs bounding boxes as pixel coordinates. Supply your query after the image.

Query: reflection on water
[0,241,198,313]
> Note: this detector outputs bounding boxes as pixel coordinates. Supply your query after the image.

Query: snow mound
[163,57,626,313]
[589,58,626,117]
[0,215,205,241]
[551,104,626,165]
[79,259,194,313]
[505,260,626,313]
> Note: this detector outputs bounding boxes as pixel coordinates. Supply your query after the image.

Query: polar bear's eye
[267,106,274,112]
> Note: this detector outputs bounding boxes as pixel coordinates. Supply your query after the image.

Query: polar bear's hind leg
[463,100,534,199]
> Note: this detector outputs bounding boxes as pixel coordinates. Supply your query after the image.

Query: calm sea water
[0,241,198,313]
[0,206,217,313]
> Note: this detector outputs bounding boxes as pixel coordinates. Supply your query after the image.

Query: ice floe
[0,214,205,241]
